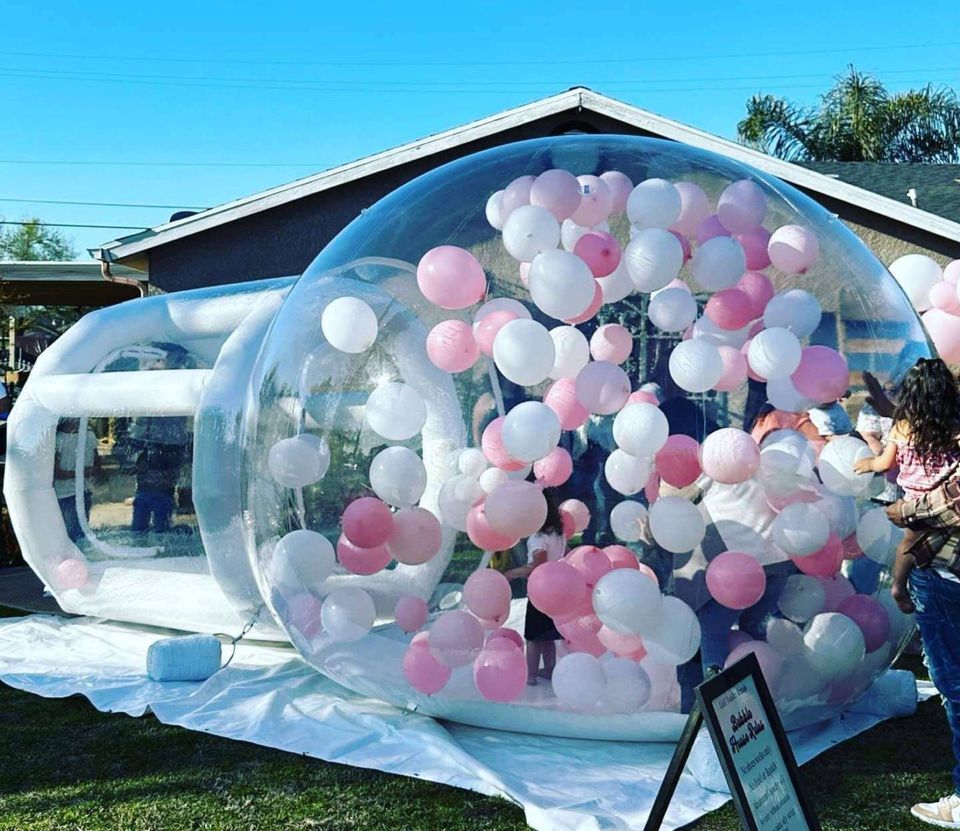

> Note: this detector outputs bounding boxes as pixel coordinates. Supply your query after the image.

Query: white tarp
[0,614,933,831]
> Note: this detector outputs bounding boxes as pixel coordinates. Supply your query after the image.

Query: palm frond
[737,94,816,161]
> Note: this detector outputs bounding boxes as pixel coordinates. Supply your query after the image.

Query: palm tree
[737,66,960,163]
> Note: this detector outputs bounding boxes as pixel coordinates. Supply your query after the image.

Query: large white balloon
[610,500,648,542]
[758,429,817,504]
[457,447,489,478]
[778,574,826,623]
[370,446,427,508]
[648,287,697,333]
[813,489,859,539]
[548,325,590,380]
[669,339,724,393]
[528,249,596,320]
[438,474,484,532]
[763,289,822,338]
[553,652,607,710]
[501,402,562,463]
[597,258,634,304]
[321,587,376,643]
[803,612,866,679]
[321,296,379,354]
[493,318,556,386]
[365,382,427,441]
[691,236,746,291]
[691,315,753,350]
[478,466,508,494]
[819,436,874,497]
[485,190,504,230]
[271,529,336,591]
[643,596,702,666]
[626,178,682,228]
[889,254,942,312]
[747,327,802,380]
[604,449,654,496]
[602,658,651,713]
[624,228,684,292]
[771,502,830,557]
[593,568,663,635]
[857,507,904,568]
[649,496,706,553]
[501,204,561,262]
[613,402,669,457]
[268,434,331,488]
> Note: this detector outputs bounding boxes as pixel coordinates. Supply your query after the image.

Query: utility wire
[0,197,208,210]
[0,159,329,167]
[0,220,146,230]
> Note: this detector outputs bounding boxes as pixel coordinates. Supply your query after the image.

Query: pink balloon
[543,378,589,430]
[838,594,891,653]
[930,281,960,313]
[644,472,660,504]
[706,551,766,609]
[603,544,640,570]
[725,640,784,693]
[530,168,582,221]
[571,175,613,227]
[474,310,518,357]
[500,175,534,220]
[841,534,864,560]
[564,281,603,324]
[768,224,819,274]
[590,323,633,365]
[671,230,693,262]
[728,629,753,653]
[337,534,392,575]
[736,270,775,319]
[533,446,573,486]
[431,610,484,667]
[403,637,452,694]
[416,246,486,310]
[487,627,525,649]
[599,170,634,215]
[636,560,660,585]
[717,180,767,233]
[923,309,960,362]
[791,346,849,405]
[483,481,547,539]
[559,498,590,533]
[714,345,749,392]
[672,182,712,238]
[561,510,576,539]
[474,642,528,701]
[287,593,324,639]
[695,214,731,245]
[519,261,531,286]
[575,231,621,277]
[466,503,518,552]
[566,545,612,589]
[655,434,702,488]
[705,288,755,330]
[945,259,960,285]
[427,320,480,373]
[54,558,88,591]
[342,497,394,548]
[819,574,856,612]
[627,389,660,406]
[557,613,605,656]
[700,428,760,484]
[464,569,512,622]
[395,595,428,633]
[481,416,526,471]
[528,560,586,617]
[735,227,772,270]
[575,361,630,415]
[792,533,844,577]
[597,624,647,657]
[387,507,442,565]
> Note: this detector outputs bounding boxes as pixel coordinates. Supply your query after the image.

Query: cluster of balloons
[891,254,960,363]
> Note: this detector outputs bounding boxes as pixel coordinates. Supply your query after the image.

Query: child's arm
[890,533,917,614]
[853,439,897,474]
[504,549,546,581]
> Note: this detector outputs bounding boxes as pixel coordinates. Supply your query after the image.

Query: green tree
[738,66,960,162]
[0,217,76,261]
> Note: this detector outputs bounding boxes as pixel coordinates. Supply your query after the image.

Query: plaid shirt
[895,477,960,576]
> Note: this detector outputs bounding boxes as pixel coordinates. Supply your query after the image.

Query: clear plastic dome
[244,135,927,739]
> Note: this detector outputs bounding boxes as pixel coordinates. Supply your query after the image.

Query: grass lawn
[0,609,952,831]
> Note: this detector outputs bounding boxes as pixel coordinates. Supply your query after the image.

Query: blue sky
[2,0,959,256]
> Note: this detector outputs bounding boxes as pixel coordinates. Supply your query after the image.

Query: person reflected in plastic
[54,419,98,543]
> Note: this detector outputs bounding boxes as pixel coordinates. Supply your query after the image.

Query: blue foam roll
[147,634,222,682]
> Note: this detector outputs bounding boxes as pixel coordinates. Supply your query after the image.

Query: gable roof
[94,87,960,266]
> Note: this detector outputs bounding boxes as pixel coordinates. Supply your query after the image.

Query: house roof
[94,87,960,267]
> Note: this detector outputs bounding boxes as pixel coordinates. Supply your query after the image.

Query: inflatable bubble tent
[7,135,931,740]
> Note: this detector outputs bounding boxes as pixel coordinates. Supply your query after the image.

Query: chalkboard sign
[696,653,820,831]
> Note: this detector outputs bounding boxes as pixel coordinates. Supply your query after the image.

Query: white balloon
[596,258,634,304]
[857,507,904,567]
[669,339,724,393]
[370,446,427,508]
[501,402,562,463]
[438,474,484,531]
[365,382,427,441]
[473,297,531,326]
[778,574,826,623]
[766,618,805,655]
[649,496,706,553]
[610,500,648,542]
[602,658,651,713]
[766,376,817,413]
[321,587,376,642]
[759,429,817,503]
[691,315,753,349]
[553,652,607,710]
[763,289,822,338]
[548,325,591,380]
[747,327,802,380]
[478,466,508,494]
[560,218,610,252]
[771,502,830,557]
[691,236,746,291]
[613,403,669,457]
[812,490,858,539]
[457,447,489,478]
[321,296,378,354]
[605,449,654,496]
[819,436,874,497]
[529,249,596,321]
[624,228,684,292]
[485,190,504,230]
[648,287,697,333]
[778,652,827,701]
[626,178,682,228]
[268,434,330,488]
[803,612,866,679]
[493,318,555,386]
[643,596,701,665]
[890,254,943,312]
[593,568,663,635]
[271,529,336,590]
[501,204,561,262]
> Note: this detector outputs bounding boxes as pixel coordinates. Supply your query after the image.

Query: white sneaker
[912,794,960,828]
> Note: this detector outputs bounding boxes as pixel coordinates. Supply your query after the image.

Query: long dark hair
[540,488,565,536]
[892,358,960,463]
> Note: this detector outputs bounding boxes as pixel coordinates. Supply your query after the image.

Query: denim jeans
[132,489,175,533]
[909,568,960,795]
[59,493,91,544]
